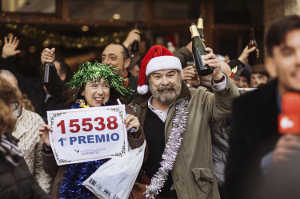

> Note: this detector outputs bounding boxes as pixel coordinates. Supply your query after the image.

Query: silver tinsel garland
[145,99,189,199]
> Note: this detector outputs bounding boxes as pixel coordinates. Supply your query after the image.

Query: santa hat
[137,45,182,95]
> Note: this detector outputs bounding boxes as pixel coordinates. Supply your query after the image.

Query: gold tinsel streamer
[3,23,127,49]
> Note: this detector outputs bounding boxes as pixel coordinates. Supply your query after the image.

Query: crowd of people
[0,14,300,199]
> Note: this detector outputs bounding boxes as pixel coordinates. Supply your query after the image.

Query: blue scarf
[59,99,109,199]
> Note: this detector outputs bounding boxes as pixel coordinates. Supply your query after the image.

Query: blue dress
[59,100,110,199]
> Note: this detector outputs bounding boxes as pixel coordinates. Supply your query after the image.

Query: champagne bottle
[131,23,140,57]
[43,62,53,84]
[189,23,213,76]
[248,28,258,65]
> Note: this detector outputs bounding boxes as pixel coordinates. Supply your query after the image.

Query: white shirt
[148,96,169,122]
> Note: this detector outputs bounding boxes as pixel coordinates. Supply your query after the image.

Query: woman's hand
[124,114,140,133]
[39,124,52,146]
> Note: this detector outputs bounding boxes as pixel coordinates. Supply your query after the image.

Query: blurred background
[0,0,295,78]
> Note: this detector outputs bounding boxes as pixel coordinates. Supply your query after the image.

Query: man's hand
[2,34,21,59]
[238,45,258,64]
[123,29,141,49]
[215,60,232,77]
[202,47,224,81]
[273,134,300,164]
[41,48,55,64]
[181,65,197,80]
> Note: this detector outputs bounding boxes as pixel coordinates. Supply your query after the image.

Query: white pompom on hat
[137,45,182,95]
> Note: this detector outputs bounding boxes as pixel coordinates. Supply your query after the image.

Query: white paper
[47,105,128,165]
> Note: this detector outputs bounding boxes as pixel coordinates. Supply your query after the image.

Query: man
[224,15,300,199]
[101,43,138,103]
[130,45,239,199]
[250,64,270,88]
[101,29,141,103]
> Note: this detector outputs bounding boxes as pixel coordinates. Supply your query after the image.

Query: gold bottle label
[189,24,200,38]
[197,18,204,29]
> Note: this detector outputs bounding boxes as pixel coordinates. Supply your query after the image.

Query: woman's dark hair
[265,15,300,57]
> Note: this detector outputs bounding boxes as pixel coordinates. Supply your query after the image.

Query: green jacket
[130,77,239,199]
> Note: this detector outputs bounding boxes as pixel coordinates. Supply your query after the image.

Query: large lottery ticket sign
[47,105,128,166]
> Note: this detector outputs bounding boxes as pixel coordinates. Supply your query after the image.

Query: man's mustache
[157,86,176,92]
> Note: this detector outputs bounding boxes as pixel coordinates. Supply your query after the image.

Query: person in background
[224,15,300,199]
[0,69,35,111]
[0,76,52,193]
[40,48,73,120]
[250,64,270,88]
[0,34,45,115]
[0,78,49,199]
[173,41,193,68]
[101,41,138,103]
[234,68,251,88]
[128,55,141,78]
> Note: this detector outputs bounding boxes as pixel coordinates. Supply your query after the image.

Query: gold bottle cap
[190,24,200,38]
[197,18,204,29]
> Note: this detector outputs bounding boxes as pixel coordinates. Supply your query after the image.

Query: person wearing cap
[128,45,239,199]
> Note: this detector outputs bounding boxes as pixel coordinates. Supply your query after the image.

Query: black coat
[0,136,49,199]
[224,79,281,199]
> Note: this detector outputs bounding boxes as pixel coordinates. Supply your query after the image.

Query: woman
[39,61,144,199]
[0,78,49,199]
[0,70,52,193]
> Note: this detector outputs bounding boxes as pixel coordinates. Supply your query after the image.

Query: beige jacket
[131,77,239,199]
[12,108,52,193]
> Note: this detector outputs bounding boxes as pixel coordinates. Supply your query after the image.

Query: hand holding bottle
[41,48,55,83]
[123,29,141,49]
[238,45,257,64]
[181,65,197,81]
[41,48,55,64]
